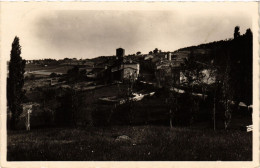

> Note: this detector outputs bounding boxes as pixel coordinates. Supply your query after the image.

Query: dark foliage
[55,89,85,126]
[234,26,240,39]
[7,36,26,130]
[178,27,252,105]
[24,74,35,81]
[136,51,141,55]
[153,48,159,54]
[66,66,87,83]
[49,72,58,78]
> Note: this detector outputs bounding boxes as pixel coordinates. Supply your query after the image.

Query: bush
[66,66,87,83]
[55,89,92,127]
[25,74,35,81]
[49,72,58,78]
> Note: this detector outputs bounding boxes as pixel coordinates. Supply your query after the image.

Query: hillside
[172,28,253,105]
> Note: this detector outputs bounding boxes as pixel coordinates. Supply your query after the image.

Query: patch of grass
[7,126,252,161]
[25,64,74,74]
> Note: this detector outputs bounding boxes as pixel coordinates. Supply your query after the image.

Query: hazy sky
[1,3,253,60]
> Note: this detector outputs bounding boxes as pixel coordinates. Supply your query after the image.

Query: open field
[25,64,74,75]
[7,126,252,161]
[25,64,73,72]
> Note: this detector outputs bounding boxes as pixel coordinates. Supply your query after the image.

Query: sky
[1,2,254,60]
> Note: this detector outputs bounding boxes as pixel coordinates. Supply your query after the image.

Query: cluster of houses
[86,48,140,82]
[80,47,193,88]
[82,48,189,87]
[24,47,191,87]
[25,47,215,90]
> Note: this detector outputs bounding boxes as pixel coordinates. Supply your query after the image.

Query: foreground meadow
[7,126,252,161]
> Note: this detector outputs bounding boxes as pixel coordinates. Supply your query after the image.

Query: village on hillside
[5,7,253,161]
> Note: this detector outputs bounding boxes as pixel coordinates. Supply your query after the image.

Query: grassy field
[25,64,74,74]
[7,126,252,161]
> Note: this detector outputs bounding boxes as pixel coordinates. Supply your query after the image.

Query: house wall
[122,64,139,75]
[123,67,138,80]
[122,64,140,80]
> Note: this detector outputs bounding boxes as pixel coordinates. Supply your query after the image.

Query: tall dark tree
[181,50,205,90]
[7,36,26,130]
[244,28,253,105]
[164,71,181,128]
[230,27,253,105]
[221,57,233,129]
[234,26,240,39]
[180,51,205,125]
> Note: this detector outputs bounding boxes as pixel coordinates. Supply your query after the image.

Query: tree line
[163,26,252,129]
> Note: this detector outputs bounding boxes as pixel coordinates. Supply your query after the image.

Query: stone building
[111,48,140,81]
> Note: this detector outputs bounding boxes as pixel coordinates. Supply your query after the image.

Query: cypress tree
[7,36,26,130]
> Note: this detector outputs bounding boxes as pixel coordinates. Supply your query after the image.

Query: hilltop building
[111,60,140,81]
[111,48,140,81]
[85,48,139,83]
[116,48,125,62]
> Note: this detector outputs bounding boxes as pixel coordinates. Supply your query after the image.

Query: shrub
[25,74,35,81]
[55,89,92,127]
[49,72,58,78]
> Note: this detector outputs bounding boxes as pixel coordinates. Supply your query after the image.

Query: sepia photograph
[0,2,259,168]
